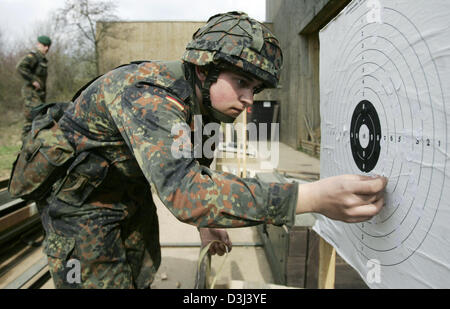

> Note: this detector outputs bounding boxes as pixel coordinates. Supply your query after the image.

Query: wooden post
[318,237,336,289]
[236,120,241,177]
[242,109,247,178]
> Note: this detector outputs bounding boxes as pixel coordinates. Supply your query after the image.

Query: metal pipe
[160,241,263,248]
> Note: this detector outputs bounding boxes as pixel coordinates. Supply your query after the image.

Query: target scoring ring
[350,100,382,172]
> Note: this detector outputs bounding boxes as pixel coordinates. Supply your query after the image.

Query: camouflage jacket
[58,60,298,228]
[17,50,48,93]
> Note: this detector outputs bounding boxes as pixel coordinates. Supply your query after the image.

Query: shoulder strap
[70,75,104,102]
[71,61,150,102]
[163,60,185,79]
[71,60,188,102]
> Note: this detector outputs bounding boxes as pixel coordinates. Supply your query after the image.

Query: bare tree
[0,29,4,57]
[55,0,118,76]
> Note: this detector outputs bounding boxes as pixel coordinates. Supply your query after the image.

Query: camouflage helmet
[182,11,283,89]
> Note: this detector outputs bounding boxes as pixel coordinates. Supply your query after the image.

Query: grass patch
[0,145,20,179]
[0,109,23,180]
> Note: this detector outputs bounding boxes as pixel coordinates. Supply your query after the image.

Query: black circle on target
[350,100,381,172]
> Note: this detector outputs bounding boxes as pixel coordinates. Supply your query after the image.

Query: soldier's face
[37,43,50,54]
[209,70,263,118]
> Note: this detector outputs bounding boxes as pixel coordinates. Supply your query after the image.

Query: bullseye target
[315,0,450,288]
[350,100,381,172]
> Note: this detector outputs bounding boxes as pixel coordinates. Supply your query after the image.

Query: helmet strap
[193,64,237,124]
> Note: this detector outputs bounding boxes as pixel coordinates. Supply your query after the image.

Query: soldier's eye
[253,86,264,94]
[236,79,248,88]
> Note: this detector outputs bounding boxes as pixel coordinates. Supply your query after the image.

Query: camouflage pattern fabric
[41,183,159,289]
[17,50,48,139]
[182,11,283,89]
[40,60,298,288]
[8,106,75,201]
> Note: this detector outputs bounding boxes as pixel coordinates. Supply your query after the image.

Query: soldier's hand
[199,228,232,256]
[296,174,388,223]
[32,81,41,90]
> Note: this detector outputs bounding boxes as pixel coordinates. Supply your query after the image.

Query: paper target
[315,0,450,288]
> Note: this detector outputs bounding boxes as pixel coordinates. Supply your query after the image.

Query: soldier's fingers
[354,190,385,205]
[218,243,229,256]
[208,244,217,256]
[220,235,232,253]
[225,239,232,253]
[211,243,225,256]
[345,216,374,223]
[351,176,388,195]
[347,197,384,219]
[374,197,385,214]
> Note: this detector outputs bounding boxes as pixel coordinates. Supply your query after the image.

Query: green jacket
[17,50,48,94]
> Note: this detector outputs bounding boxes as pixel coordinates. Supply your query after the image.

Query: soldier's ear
[195,66,207,83]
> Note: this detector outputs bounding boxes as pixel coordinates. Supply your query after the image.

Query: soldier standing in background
[16,35,51,141]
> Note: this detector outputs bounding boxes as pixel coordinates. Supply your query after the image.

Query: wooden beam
[0,177,10,189]
[242,109,247,178]
[299,0,352,34]
[318,236,336,289]
[0,203,38,233]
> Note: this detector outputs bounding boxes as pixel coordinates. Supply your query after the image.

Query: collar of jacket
[34,49,47,61]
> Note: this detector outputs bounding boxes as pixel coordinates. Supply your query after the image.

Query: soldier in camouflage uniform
[38,12,387,288]
[17,35,51,141]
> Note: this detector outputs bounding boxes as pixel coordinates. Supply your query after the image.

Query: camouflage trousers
[21,85,46,141]
[39,182,161,289]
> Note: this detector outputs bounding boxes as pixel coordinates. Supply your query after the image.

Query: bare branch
[53,0,119,75]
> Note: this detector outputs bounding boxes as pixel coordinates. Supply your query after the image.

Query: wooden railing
[0,177,50,289]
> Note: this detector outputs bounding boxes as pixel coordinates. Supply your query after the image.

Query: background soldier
[35,12,386,288]
[16,35,51,141]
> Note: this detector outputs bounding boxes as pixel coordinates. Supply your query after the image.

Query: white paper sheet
[316,0,450,288]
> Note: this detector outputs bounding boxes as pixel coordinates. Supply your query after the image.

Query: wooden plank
[299,0,352,34]
[0,216,42,249]
[0,178,9,190]
[288,228,308,257]
[256,225,286,285]
[0,237,45,289]
[335,256,368,289]
[0,189,14,206]
[20,265,50,289]
[305,230,368,289]
[286,256,306,287]
[318,237,336,289]
[228,280,300,289]
[305,229,319,288]
[0,203,38,233]
[242,109,247,178]
[258,212,368,289]
[0,198,28,217]
[4,256,48,289]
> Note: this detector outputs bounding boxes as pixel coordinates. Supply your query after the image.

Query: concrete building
[97,21,204,73]
[266,0,351,155]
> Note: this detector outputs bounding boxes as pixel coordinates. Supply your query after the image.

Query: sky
[0,0,266,44]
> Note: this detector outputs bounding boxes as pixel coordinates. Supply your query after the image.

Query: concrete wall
[97,21,204,74]
[97,21,279,102]
[266,0,351,152]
